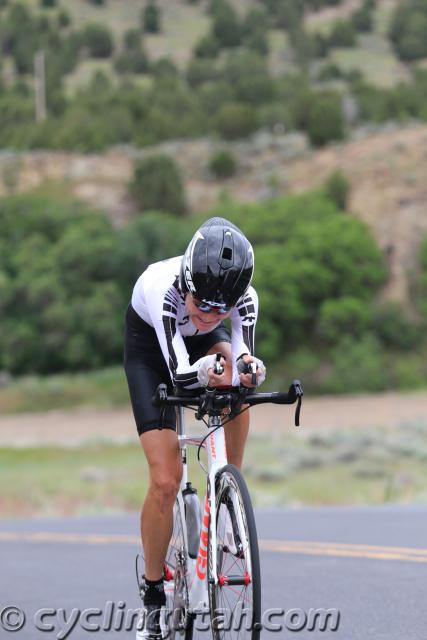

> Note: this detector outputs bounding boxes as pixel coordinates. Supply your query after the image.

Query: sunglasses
[192,297,231,314]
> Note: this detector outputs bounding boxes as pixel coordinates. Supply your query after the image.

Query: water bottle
[182,482,202,559]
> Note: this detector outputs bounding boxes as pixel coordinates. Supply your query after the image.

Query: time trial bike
[141,364,303,640]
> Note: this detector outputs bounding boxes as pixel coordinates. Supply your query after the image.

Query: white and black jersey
[131,256,259,389]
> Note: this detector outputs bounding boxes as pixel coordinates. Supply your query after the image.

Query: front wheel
[164,499,194,640]
[208,464,261,640]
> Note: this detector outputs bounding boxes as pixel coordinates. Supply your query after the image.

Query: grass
[0,367,129,414]
[328,34,409,88]
[1,422,427,517]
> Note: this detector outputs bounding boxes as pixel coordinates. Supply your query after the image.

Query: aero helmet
[180,217,254,310]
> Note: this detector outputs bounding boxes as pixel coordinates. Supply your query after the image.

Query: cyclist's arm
[229,286,260,386]
[148,282,215,389]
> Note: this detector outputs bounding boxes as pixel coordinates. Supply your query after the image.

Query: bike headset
[179,217,254,311]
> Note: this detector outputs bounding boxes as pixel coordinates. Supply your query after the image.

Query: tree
[214,102,258,139]
[143,1,161,33]
[0,194,125,374]
[328,20,357,47]
[307,92,345,147]
[324,170,350,210]
[129,154,187,215]
[82,23,114,58]
[212,0,242,47]
[208,150,237,178]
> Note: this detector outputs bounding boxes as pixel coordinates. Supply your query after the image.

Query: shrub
[372,302,420,350]
[143,2,161,33]
[307,92,345,147]
[321,334,390,393]
[390,3,427,61]
[82,23,114,58]
[194,33,220,58]
[57,9,71,28]
[40,0,56,7]
[328,20,357,47]
[186,59,219,87]
[324,170,350,210]
[209,150,237,178]
[317,297,373,344]
[129,154,187,215]
[222,51,276,105]
[352,6,373,32]
[214,102,258,139]
[0,194,124,374]
[212,0,242,47]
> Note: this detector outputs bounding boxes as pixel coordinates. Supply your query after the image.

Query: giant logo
[196,496,210,580]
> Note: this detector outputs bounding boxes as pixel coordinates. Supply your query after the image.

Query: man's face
[185,294,230,332]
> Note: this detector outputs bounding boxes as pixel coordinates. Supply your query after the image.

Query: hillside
[1,122,426,304]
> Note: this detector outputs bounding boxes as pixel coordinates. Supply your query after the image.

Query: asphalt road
[1,505,427,640]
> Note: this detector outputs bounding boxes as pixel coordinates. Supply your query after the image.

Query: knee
[150,466,182,509]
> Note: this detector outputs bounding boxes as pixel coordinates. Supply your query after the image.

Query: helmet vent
[222,247,232,260]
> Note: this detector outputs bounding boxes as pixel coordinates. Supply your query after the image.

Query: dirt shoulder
[1,391,426,447]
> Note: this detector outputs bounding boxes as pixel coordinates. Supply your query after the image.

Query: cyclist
[124,217,266,639]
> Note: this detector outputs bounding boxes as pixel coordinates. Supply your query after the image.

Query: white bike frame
[165,405,250,616]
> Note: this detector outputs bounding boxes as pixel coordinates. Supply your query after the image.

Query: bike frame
[166,405,240,616]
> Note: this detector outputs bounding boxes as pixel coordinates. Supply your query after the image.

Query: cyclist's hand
[237,354,266,388]
[207,355,227,387]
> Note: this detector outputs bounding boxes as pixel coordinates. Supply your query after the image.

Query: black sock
[143,576,166,606]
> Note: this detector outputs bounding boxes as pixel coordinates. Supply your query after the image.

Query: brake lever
[289,379,303,427]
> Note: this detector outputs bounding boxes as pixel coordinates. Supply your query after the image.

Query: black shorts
[123,304,231,435]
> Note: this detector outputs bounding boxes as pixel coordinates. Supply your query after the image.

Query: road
[1,505,427,640]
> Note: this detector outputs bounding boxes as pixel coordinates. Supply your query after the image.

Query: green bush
[212,0,242,47]
[317,297,373,344]
[82,23,114,58]
[143,2,161,33]
[214,102,258,139]
[241,7,269,55]
[208,150,237,178]
[129,154,187,215]
[372,302,420,350]
[40,0,56,7]
[274,0,304,31]
[307,91,345,147]
[221,51,276,105]
[57,9,71,28]
[390,2,427,61]
[324,170,350,210]
[217,192,387,356]
[186,59,219,88]
[321,334,390,393]
[352,5,373,32]
[328,20,357,47]
[193,33,220,58]
[0,194,124,374]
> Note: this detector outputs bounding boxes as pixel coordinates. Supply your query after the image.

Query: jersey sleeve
[229,286,259,386]
[148,280,203,389]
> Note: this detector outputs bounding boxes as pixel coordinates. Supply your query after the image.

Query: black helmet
[180,217,254,310]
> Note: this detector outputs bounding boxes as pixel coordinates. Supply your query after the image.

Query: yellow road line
[1,531,427,564]
[259,540,427,564]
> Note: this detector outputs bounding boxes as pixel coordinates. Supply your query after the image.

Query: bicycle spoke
[209,465,261,640]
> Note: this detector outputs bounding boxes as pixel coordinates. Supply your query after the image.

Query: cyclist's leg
[140,428,183,581]
[206,341,249,470]
[123,304,182,581]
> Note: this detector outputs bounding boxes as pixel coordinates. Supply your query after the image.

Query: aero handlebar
[152,379,303,426]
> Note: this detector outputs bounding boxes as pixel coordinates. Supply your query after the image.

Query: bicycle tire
[208,464,261,640]
[165,498,194,640]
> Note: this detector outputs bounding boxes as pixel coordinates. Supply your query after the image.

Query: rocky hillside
[1,122,426,304]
